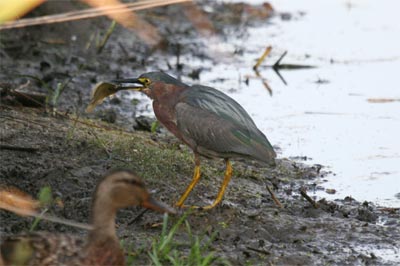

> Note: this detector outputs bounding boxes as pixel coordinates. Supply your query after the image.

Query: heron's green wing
[175,101,276,164]
[179,85,258,130]
[177,85,275,158]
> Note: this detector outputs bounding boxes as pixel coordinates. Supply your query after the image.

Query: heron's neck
[151,83,187,105]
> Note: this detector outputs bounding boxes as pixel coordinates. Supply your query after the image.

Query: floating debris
[367,98,400,103]
[325,188,337,195]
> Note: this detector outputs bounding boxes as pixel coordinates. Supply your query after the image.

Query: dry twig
[0,144,38,153]
[253,46,272,70]
[266,184,283,208]
[300,187,319,209]
[0,186,93,230]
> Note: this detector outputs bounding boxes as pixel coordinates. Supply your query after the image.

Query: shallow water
[188,0,400,207]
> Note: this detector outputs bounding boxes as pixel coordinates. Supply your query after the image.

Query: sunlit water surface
[137,0,400,207]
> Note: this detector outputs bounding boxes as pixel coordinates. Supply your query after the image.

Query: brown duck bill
[142,196,176,214]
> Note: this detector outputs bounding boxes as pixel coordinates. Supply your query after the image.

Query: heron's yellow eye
[139,77,151,87]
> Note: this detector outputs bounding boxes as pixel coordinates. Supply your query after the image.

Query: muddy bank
[1,107,399,265]
[1,1,400,265]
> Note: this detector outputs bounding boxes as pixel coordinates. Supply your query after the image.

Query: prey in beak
[86,78,146,113]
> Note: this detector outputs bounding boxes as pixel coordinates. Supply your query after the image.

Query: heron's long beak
[142,195,177,214]
[111,78,144,90]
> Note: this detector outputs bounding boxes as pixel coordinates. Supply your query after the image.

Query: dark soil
[1,1,399,265]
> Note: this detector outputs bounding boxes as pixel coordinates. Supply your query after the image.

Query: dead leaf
[0,186,39,216]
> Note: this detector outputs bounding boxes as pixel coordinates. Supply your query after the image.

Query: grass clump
[147,213,230,266]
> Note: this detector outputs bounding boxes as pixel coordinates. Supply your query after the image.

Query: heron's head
[112,72,188,99]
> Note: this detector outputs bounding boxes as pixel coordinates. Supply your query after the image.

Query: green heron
[87,72,277,210]
[0,169,175,266]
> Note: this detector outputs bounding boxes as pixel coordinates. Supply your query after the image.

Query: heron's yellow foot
[177,160,233,210]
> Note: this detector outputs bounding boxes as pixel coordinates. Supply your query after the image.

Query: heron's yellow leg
[176,155,201,207]
[201,159,232,210]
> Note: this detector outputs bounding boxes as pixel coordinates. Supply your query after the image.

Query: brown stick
[3,90,46,108]
[253,46,272,70]
[247,246,271,255]
[300,187,319,209]
[127,209,149,225]
[1,205,93,230]
[0,144,38,153]
[266,184,283,208]
[253,68,273,96]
